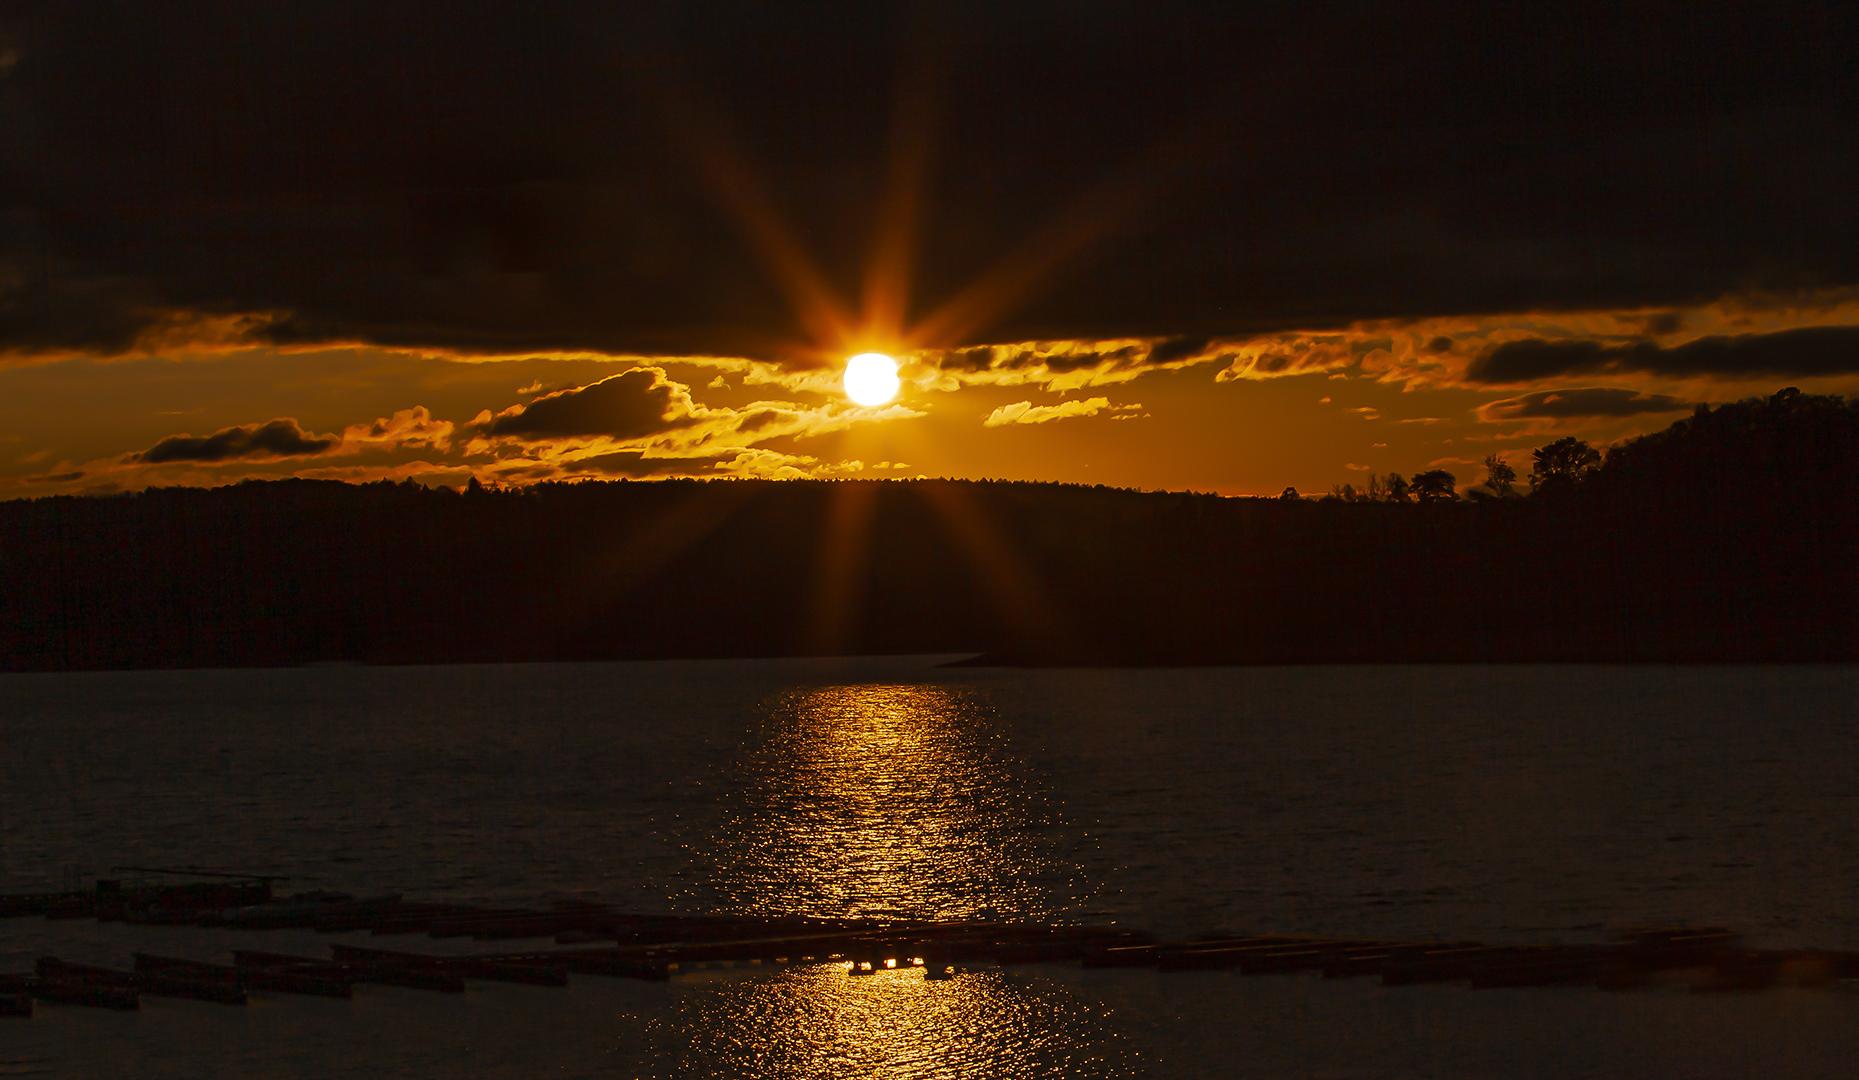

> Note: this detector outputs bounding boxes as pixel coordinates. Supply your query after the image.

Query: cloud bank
[3,3,1853,367]
[1464,326,1859,385]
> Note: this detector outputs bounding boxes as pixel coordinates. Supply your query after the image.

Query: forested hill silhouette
[2,389,1853,671]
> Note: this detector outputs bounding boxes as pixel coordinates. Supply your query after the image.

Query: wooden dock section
[6,879,1859,1018]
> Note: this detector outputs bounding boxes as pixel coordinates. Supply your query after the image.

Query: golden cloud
[1209,288,1859,389]
[982,397,1114,427]
[338,407,453,452]
[457,364,928,481]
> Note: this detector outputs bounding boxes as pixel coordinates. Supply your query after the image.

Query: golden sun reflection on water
[716,683,1075,921]
[658,964,1135,1080]
[673,686,1122,1079]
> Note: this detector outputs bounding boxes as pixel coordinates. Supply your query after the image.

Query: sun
[843,352,900,406]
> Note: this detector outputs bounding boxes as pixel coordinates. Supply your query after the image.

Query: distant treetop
[1529,437,1602,494]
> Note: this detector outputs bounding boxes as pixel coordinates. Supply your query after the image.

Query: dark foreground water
[2,659,1856,1077]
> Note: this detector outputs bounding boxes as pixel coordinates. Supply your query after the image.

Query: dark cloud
[1638,311,1685,337]
[4,2,1857,358]
[496,464,561,481]
[1478,388,1693,423]
[735,409,779,433]
[571,450,709,477]
[479,369,682,440]
[971,346,1138,375]
[1145,337,1210,365]
[0,278,166,359]
[136,419,338,464]
[938,348,995,372]
[1042,351,1115,374]
[1465,326,1859,384]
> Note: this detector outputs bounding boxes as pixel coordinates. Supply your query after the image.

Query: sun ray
[803,480,882,655]
[911,479,1070,658]
[621,23,858,353]
[634,11,1193,372]
[903,150,1186,352]
[570,480,770,637]
[680,120,858,350]
[858,41,942,350]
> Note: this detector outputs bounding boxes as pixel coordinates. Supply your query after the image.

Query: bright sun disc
[844,353,900,406]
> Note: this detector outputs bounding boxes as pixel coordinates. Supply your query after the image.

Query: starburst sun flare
[844,353,901,406]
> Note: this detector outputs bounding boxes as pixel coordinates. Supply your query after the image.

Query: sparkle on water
[692,684,1115,1078]
[10,663,1859,1079]
[714,684,1073,923]
[664,963,1133,1079]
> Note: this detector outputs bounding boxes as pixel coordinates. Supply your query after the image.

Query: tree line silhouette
[1333,437,1601,504]
[1,389,1852,670]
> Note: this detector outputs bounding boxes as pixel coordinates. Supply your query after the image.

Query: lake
[3,659,1856,1077]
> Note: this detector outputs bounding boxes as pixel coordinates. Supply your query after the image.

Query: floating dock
[5,875,1857,1016]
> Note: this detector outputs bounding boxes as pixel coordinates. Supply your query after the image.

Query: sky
[2,0,1857,498]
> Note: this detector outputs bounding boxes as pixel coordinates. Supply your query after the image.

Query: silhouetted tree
[1483,453,1516,497]
[1280,486,1301,501]
[1383,473,1411,502]
[1529,437,1600,493]
[1411,469,1457,502]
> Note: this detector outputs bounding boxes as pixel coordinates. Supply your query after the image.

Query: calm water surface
[2,659,1856,1077]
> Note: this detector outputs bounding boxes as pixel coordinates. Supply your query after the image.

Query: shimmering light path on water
[711,685,1081,921]
[4,659,1859,1077]
[660,964,1134,1079]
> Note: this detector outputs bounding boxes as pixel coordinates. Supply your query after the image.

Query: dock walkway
[4,878,1856,1018]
